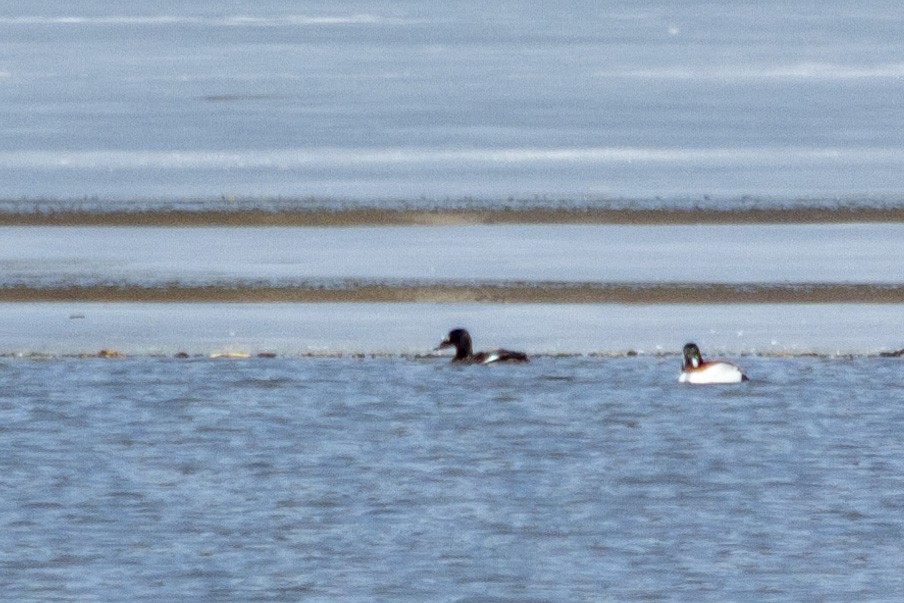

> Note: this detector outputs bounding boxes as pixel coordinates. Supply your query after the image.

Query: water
[2,355,903,601]
[3,3,904,599]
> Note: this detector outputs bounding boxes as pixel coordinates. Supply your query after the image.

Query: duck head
[682,342,703,369]
[436,328,473,360]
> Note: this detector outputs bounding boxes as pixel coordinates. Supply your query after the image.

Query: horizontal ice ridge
[2,147,904,170]
[596,62,904,80]
[0,15,399,27]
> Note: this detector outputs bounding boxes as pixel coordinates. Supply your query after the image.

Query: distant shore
[3,206,904,226]
[2,282,903,303]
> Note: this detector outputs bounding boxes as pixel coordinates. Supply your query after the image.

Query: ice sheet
[1,224,902,286]
[2,2,904,200]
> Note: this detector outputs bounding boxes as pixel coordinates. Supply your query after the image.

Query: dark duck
[436,328,529,364]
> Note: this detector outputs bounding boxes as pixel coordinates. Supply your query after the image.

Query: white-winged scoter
[436,328,529,364]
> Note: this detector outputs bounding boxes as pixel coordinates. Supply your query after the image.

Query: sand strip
[2,282,904,303]
[3,206,904,226]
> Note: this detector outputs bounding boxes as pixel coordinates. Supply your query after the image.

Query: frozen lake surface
[2,355,904,601]
[2,224,903,286]
[2,1,904,201]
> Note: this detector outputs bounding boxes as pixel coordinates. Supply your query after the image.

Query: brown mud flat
[3,206,904,226]
[3,282,904,303]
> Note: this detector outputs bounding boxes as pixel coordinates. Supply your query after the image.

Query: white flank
[679,362,746,384]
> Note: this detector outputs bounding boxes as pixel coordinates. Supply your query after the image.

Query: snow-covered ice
[2,1,904,200]
[1,224,902,286]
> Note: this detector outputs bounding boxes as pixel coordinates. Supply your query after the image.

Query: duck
[435,328,529,364]
[678,342,748,384]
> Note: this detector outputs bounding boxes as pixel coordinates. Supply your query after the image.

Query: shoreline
[2,282,904,303]
[2,301,903,357]
[3,206,904,226]
[2,351,902,360]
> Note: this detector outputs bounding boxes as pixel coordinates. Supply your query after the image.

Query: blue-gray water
[3,355,903,601]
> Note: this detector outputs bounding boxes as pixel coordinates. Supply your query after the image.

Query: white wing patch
[481,352,501,364]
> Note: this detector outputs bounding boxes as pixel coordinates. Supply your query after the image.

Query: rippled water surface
[2,356,903,601]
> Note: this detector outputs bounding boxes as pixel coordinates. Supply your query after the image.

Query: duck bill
[434,338,452,351]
